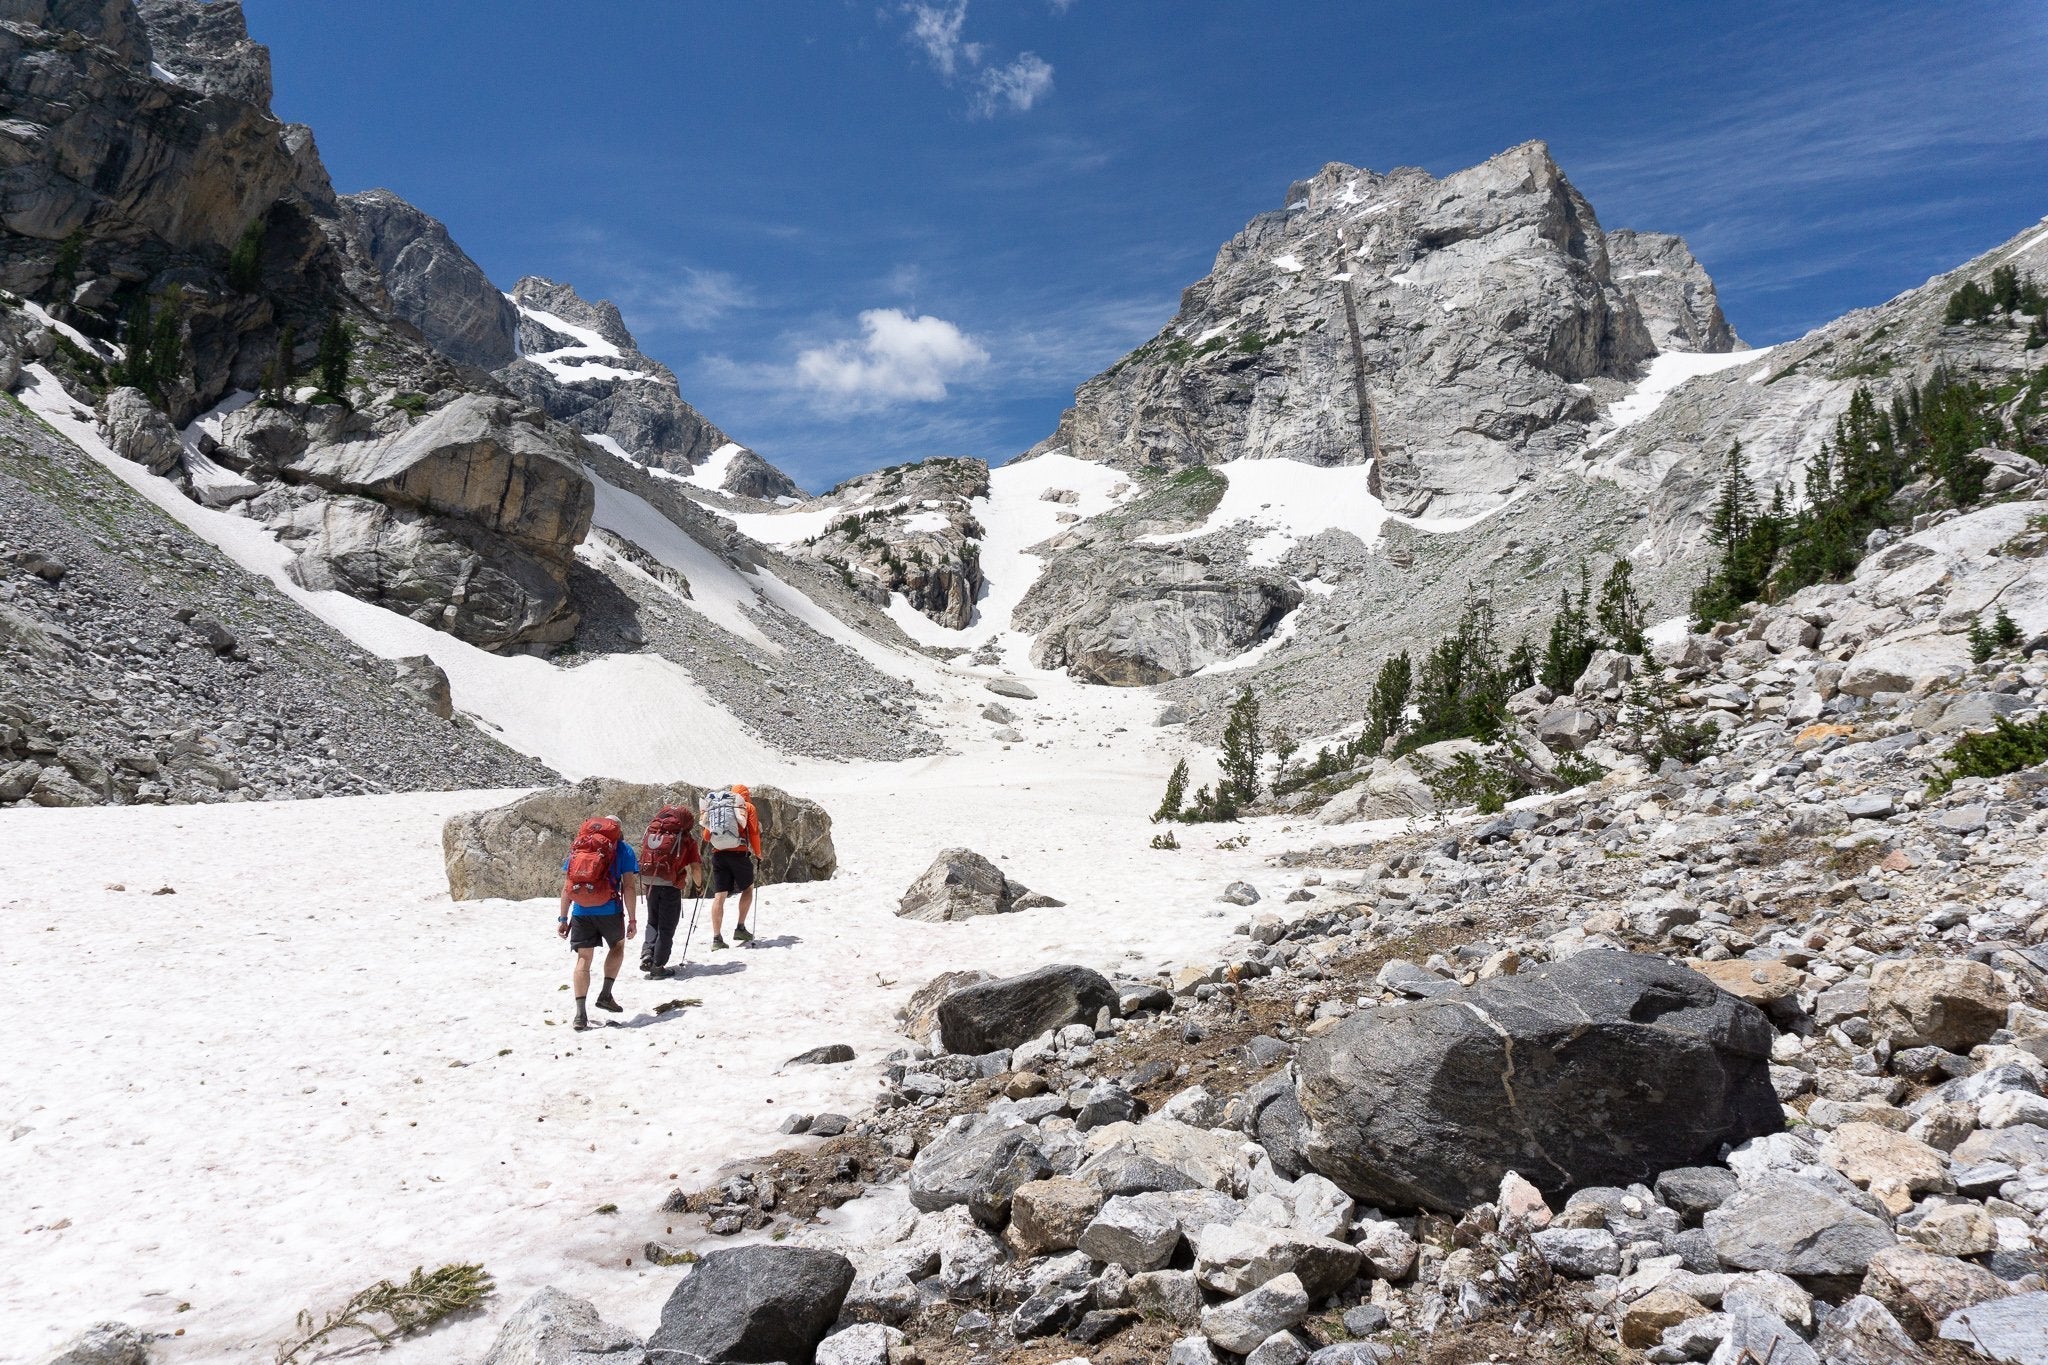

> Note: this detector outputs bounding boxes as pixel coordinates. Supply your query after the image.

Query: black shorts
[568,912,624,950]
[711,849,755,895]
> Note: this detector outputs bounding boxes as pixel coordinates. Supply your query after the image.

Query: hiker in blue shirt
[557,816,640,1031]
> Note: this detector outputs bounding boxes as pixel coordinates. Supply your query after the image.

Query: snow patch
[1587,347,1774,451]
[681,441,747,491]
[1271,253,1304,274]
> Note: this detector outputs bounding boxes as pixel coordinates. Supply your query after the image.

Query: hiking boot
[646,966,673,980]
[733,924,755,943]
[595,989,623,1013]
[711,936,730,951]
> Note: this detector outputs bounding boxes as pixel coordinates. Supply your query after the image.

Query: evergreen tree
[1359,650,1411,757]
[227,216,266,292]
[1595,557,1648,654]
[1539,563,1597,692]
[1970,617,1996,665]
[1408,598,1510,747]
[1219,686,1264,805]
[1994,607,2023,651]
[316,316,353,401]
[1152,758,1188,824]
[1691,442,1782,625]
[111,289,185,409]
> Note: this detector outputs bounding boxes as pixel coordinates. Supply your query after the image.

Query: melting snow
[1271,253,1304,273]
[1587,347,1774,450]
[681,441,747,491]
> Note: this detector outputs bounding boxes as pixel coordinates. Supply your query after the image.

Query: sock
[575,995,587,1017]
[602,975,616,992]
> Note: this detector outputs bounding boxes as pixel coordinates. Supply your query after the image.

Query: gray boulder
[936,964,1118,1055]
[1938,1291,2048,1365]
[36,1322,147,1365]
[908,1124,1051,1224]
[645,1246,854,1365]
[442,777,836,901]
[1816,1296,1929,1365]
[1703,1174,1895,1276]
[96,387,182,475]
[1296,950,1780,1211]
[391,655,454,720]
[481,1287,644,1365]
[896,848,1062,922]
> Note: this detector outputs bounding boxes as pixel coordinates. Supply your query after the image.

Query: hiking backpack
[641,804,697,883]
[703,789,746,852]
[564,816,624,908]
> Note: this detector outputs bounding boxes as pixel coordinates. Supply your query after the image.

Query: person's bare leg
[572,947,594,1029]
[710,890,728,941]
[735,886,754,933]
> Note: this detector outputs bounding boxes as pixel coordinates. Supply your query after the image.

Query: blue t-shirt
[562,841,639,916]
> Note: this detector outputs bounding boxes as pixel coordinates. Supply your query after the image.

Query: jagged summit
[1037,139,1735,521]
[340,188,520,370]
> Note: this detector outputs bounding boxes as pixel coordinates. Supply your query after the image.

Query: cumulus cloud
[900,0,1054,118]
[793,309,989,407]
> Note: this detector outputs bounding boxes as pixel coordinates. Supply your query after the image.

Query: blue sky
[249,1,2048,492]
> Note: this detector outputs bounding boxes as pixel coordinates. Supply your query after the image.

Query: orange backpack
[564,817,624,908]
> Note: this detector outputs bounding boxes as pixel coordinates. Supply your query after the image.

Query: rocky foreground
[143,604,2037,1362]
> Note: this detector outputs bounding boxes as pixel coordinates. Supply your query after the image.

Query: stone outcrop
[1296,950,1781,1211]
[1021,543,1302,685]
[897,847,1062,922]
[478,1286,642,1365]
[497,276,801,497]
[224,394,595,649]
[95,386,181,475]
[1605,228,1743,355]
[135,0,271,106]
[338,188,519,370]
[767,458,986,627]
[441,776,837,901]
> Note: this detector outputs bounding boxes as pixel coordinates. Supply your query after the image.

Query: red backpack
[564,816,624,909]
[641,805,698,883]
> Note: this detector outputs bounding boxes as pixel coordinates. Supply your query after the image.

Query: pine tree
[1994,607,2023,651]
[1152,758,1188,824]
[1539,563,1596,692]
[227,216,266,292]
[1359,650,1411,757]
[1970,618,1996,665]
[1219,686,1264,805]
[316,316,353,402]
[1596,557,1648,654]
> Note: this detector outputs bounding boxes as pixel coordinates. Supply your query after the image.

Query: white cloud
[904,1,978,78]
[972,53,1054,118]
[900,0,1053,118]
[793,308,989,407]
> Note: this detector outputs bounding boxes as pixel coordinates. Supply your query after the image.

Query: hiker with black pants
[639,803,702,979]
[703,784,761,951]
[558,815,639,1030]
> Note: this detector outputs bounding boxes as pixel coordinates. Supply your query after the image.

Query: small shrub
[275,1264,493,1364]
[595,1203,618,1215]
[1150,831,1180,850]
[1929,715,2048,796]
[1618,672,1722,768]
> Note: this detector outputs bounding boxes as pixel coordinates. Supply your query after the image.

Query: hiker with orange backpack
[639,803,702,980]
[701,784,762,951]
[557,815,640,1030]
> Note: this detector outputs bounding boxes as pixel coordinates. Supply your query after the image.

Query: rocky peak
[1607,228,1743,354]
[339,188,519,370]
[135,0,271,107]
[4,0,153,67]
[1039,140,1685,520]
[509,275,637,354]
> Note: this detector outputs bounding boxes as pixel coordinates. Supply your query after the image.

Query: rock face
[897,848,1062,922]
[936,965,1119,1055]
[95,387,182,475]
[766,458,985,626]
[479,1286,643,1365]
[646,1245,855,1365]
[1295,950,1781,1211]
[238,394,595,649]
[1032,142,1716,520]
[497,276,800,498]
[1605,229,1742,354]
[442,776,837,901]
[135,0,272,106]
[1025,547,1304,685]
[339,188,519,369]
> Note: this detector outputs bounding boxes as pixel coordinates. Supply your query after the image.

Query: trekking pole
[679,892,701,966]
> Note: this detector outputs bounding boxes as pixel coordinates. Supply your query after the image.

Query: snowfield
[1,703,1329,1362]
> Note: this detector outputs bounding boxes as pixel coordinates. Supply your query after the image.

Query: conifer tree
[1219,686,1264,805]
[1152,758,1189,824]
[316,316,353,401]
[1540,563,1596,692]
[1360,650,1411,757]
[1994,607,2023,651]
[1596,557,1648,654]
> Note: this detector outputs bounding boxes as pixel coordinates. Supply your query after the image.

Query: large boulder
[908,1123,1051,1225]
[442,777,836,900]
[1867,957,2007,1051]
[646,1245,854,1365]
[1026,550,1304,686]
[95,387,182,475]
[1295,950,1781,1211]
[35,1322,147,1365]
[935,964,1119,1055]
[480,1286,644,1364]
[896,848,1062,922]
